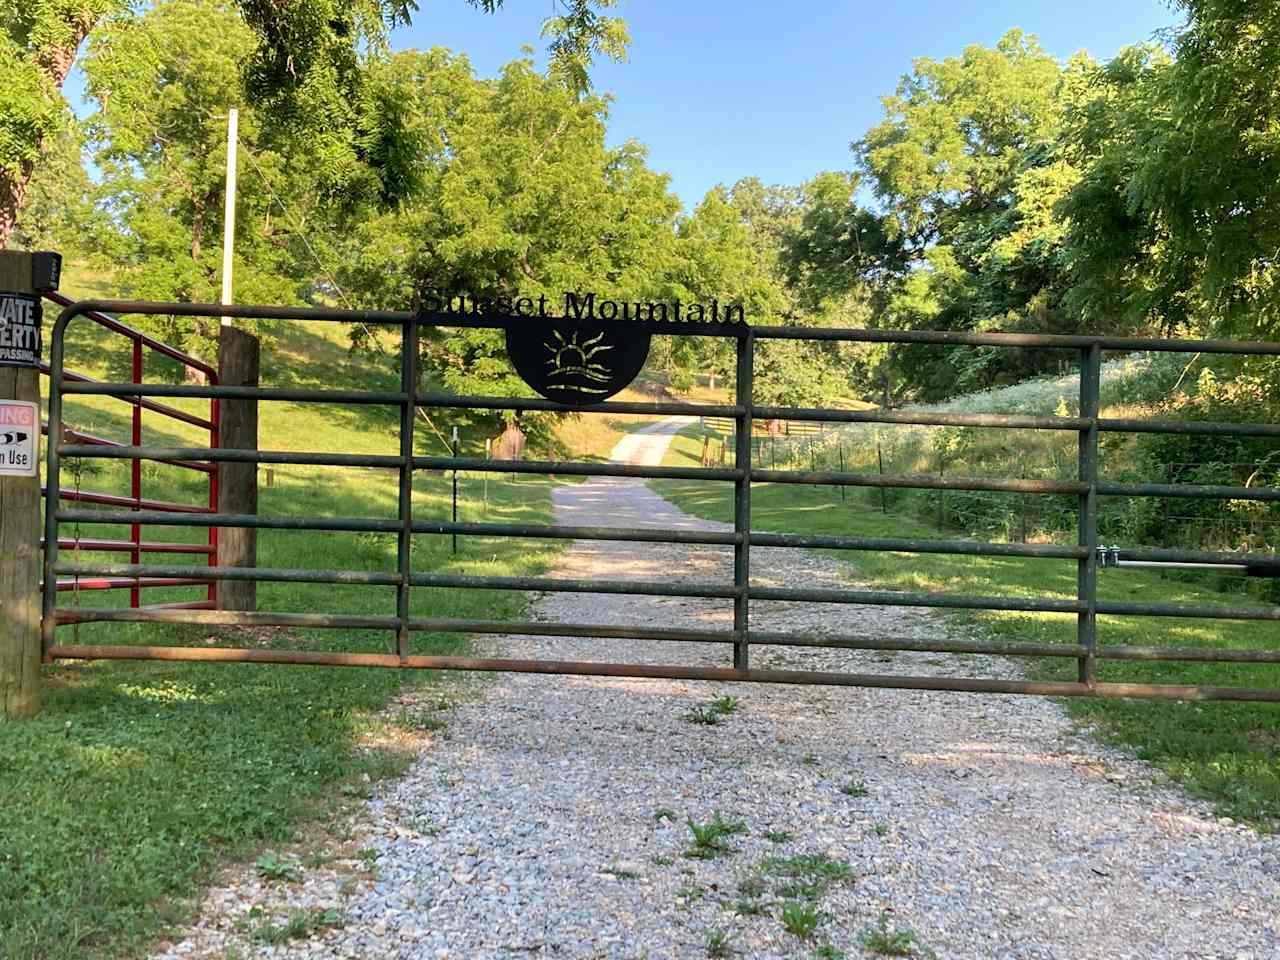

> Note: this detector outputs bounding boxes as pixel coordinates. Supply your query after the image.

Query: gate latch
[1096,545,1121,568]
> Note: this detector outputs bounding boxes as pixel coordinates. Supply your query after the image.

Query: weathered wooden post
[216,325,259,611]
[1,251,52,719]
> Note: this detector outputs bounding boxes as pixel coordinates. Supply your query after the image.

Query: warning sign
[0,400,38,477]
[0,293,42,367]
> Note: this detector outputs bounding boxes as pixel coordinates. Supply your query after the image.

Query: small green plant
[764,830,794,843]
[651,854,674,866]
[811,946,844,960]
[676,883,706,904]
[860,912,933,957]
[873,822,889,837]
[654,807,678,823]
[840,779,869,798]
[303,849,334,869]
[780,901,822,939]
[250,907,344,944]
[761,854,854,903]
[255,851,301,883]
[604,864,639,880]
[684,695,739,725]
[706,928,732,958]
[398,708,447,733]
[733,898,766,916]
[685,812,748,859]
[802,754,820,766]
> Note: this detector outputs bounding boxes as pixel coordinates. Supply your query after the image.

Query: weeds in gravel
[860,912,934,957]
[652,854,675,866]
[255,851,302,883]
[764,830,794,843]
[250,907,345,944]
[397,708,448,733]
[685,812,748,859]
[303,850,335,869]
[683,696,740,726]
[873,822,890,837]
[780,901,822,939]
[761,854,855,903]
[811,947,844,960]
[706,928,733,957]
[676,883,706,904]
[654,807,679,823]
[840,780,869,798]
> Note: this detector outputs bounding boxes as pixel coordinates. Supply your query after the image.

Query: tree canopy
[12,0,1280,411]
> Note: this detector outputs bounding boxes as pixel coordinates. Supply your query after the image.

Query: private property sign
[0,400,37,477]
[0,292,42,367]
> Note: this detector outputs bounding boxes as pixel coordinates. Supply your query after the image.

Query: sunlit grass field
[654,427,1280,828]
[2,284,569,960]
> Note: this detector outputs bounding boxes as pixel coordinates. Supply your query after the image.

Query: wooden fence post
[217,326,259,611]
[1,251,43,718]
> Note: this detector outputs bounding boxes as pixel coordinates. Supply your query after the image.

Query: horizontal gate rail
[57,508,403,532]
[44,537,214,555]
[37,298,1280,702]
[49,367,215,429]
[37,643,1280,702]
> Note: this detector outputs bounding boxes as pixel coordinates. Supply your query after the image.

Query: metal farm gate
[40,299,1280,703]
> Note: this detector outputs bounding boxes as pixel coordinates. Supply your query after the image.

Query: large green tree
[337,50,681,406]
[795,31,1091,401]
[80,0,312,356]
[1,0,628,249]
[1059,1,1280,340]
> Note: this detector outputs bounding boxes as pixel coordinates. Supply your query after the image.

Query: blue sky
[393,0,1182,208]
[63,1,1181,209]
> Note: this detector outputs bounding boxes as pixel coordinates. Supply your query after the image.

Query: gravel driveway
[157,419,1280,960]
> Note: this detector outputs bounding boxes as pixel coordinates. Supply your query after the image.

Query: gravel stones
[153,419,1280,959]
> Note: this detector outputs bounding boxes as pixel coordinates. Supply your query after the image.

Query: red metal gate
[38,291,219,610]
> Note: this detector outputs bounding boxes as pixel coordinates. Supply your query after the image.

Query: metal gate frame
[40,299,1280,702]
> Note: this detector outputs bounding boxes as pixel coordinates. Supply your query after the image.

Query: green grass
[653,427,1280,827]
[2,311,568,959]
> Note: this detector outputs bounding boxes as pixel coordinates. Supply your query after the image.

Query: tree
[80,0,306,358]
[1,0,629,248]
[336,51,680,428]
[858,29,1065,252]
[832,31,1089,400]
[1059,1,1280,340]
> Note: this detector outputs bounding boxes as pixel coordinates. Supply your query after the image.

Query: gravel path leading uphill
[156,419,1280,960]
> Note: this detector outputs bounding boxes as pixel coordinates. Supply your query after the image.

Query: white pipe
[220,108,239,327]
[1114,560,1248,573]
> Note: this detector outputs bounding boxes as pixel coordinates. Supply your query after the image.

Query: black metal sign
[0,292,41,367]
[419,289,747,405]
[506,317,650,405]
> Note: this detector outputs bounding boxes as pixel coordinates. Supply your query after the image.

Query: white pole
[220,108,239,327]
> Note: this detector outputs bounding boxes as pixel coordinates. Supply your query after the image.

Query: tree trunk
[0,161,34,251]
[2,15,97,249]
[191,199,204,262]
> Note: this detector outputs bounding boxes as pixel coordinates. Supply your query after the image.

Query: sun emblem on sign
[545,329,615,395]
